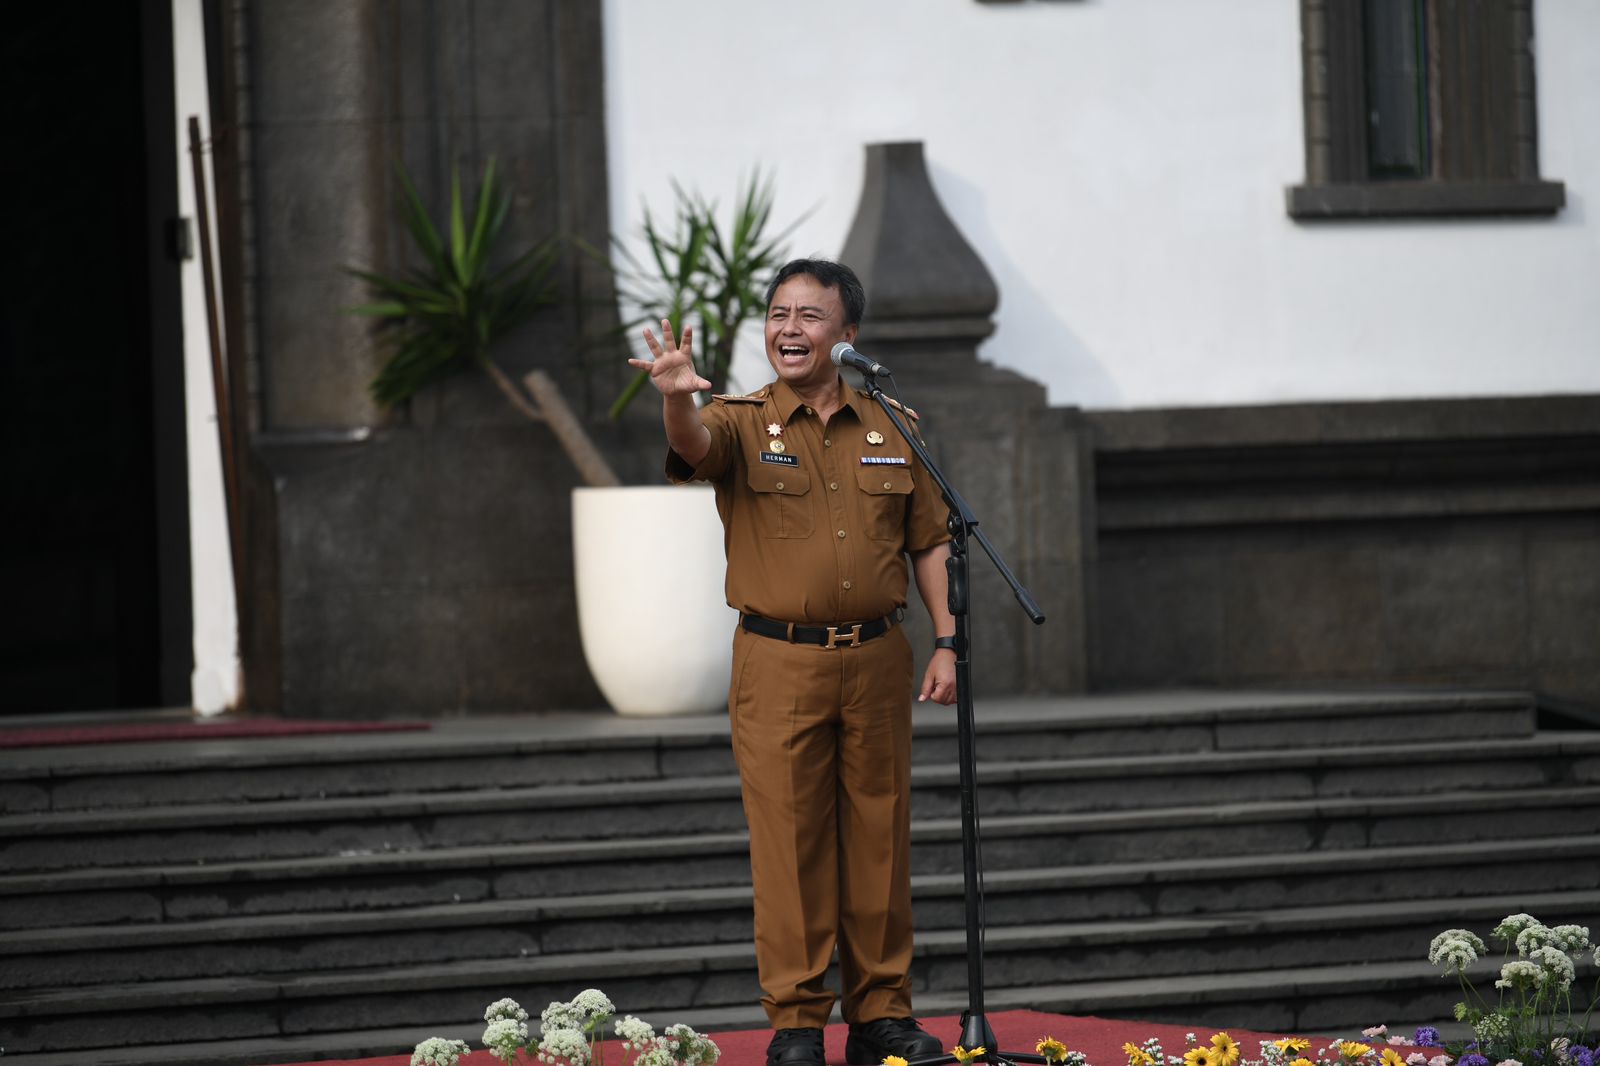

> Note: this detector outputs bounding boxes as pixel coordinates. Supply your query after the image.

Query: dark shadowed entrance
[0,3,191,712]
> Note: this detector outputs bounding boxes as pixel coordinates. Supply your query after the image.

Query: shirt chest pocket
[746,464,814,539]
[855,466,914,541]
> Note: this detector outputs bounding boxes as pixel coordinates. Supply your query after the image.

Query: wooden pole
[522,370,621,487]
[187,116,247,651]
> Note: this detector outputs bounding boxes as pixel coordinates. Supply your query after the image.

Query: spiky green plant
[349,157,559,417]
[600,171,805,419]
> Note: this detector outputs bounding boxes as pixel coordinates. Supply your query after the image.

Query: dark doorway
[0,3,192,712]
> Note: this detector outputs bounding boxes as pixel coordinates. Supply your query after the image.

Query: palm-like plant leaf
[592,168,807,418]
[348,156,560,407]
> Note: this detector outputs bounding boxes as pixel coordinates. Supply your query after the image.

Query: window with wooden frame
[1289,0,1565,218]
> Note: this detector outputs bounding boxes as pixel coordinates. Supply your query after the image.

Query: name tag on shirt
[760,452,799,466]
[860,456,908,465]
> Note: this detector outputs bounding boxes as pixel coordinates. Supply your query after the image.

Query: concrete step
[4,731,1595,874]
[4,889,1593,1055]
[0,691,1536,815]
[6,782,1600,932]
[4,833,1595,991]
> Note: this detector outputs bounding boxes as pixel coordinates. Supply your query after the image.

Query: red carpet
[0,718,431,749]
[266,1009,1338,1066]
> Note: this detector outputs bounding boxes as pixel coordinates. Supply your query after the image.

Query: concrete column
[839,141,1093,693]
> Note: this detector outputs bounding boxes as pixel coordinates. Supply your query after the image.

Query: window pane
[1363,0,1430,179]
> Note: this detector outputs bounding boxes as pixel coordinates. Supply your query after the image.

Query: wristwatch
[933,635,957,653]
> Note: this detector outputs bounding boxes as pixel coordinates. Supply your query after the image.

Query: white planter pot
[572,485,738,716]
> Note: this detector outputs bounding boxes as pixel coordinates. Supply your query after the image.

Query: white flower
[1497,1060,1523,1066]
[1475,1015,1513,1044]
[1407,1055,1427,1065]
[538,1026,592,1066]
[634,1045,676,1066]
[483,1017,530,1063]
[486,998,530,1023]
[616,1014,656,1047]
[1496,960,1544,990]
[1494,913,1540,940]
[1433,928,1478,973]
[1430,935,1483,973]
[571,988,615,1020]
[412,1037,471,1066]
[1551,1039,1572,1063]
[1549,925,1591,954]
[661,1024,720,1064]
[541,1001,582,1036]
[1364,1028,1389,1039]
[1532,945,1576,990]
[1515,924,1555,958]
[1429,1056,1452,1066]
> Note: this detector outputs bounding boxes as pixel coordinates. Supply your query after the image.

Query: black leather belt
[741,608,905,649]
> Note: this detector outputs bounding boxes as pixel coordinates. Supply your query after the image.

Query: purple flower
[1415,1030,1443,1049]
[1460,1055,1492,1066]
[1571,1049,1595,1066]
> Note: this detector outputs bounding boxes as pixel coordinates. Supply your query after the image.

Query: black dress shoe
[768,1026,826,1066]
[845,1017,943,1064]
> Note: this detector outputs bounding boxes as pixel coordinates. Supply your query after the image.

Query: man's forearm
[911,543,956,636]
[664,392,711,468]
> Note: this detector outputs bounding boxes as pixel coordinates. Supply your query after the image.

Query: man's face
[763,274,857,393]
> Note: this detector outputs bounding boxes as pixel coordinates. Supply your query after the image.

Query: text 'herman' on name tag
[760,452,799,466]
[860,456,908,465]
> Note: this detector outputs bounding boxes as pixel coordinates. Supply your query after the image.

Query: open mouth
[777,344,809,363]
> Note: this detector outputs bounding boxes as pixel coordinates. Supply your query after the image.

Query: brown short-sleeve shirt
[666,378,950,623]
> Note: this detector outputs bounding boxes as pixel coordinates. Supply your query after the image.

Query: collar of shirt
[769,377,864,427]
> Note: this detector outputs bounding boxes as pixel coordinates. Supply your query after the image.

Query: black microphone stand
[862,370,1049,1066]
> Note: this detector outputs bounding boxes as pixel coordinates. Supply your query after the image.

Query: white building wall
[173,0,239,713]
[602,0,1599,409]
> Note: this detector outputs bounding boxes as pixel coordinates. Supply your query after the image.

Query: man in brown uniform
[630,259,956,1066]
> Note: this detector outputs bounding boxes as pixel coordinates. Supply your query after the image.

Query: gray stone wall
[239,0,633,714]
[1087,396,1600,709]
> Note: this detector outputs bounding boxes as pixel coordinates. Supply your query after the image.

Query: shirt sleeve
[665,402,739,484]
[903,449,952,552]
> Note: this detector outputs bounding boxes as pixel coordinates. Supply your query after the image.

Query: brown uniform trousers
[668,378,948,1030]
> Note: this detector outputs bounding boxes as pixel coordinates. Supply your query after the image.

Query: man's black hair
[764,258,866,326]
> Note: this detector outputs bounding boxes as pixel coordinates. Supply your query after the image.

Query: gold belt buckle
[825,623,862,649]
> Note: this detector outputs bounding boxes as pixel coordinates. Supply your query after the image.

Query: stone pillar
[237,1,623,715]
[839,142,1093,694]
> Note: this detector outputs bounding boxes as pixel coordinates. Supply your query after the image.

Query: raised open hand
[629,319,712,396]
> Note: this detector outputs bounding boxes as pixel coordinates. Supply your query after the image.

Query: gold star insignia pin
[866,430,885,445]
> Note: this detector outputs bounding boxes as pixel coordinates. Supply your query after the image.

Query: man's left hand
[918,649,957,704]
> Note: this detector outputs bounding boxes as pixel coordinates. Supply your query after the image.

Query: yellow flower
[1039,1037,1070,1064]
[950,1047,987,1065]
[1277,1040,1313,1053]
[883,1058,909,1066]
[1381,1050,1407,1066]
[1290,1059,1315,1066]
[1211,1032,1241,1066]
[1185,1048,1217,1066]
[1338,1042,1375,1062]
[1126,1042,1157,1066]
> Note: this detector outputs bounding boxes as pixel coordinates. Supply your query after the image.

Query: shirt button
[837,529,847,539]
[805,406,813,415]
[883,481,893,490]
[775,482,784,490]
[843,580,853,590]
[824,439,832,447]
[829,481,839,491]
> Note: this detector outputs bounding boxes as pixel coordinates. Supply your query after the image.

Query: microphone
[830,341,891,377]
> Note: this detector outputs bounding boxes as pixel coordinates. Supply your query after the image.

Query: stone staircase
[2,690,1597,1065]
